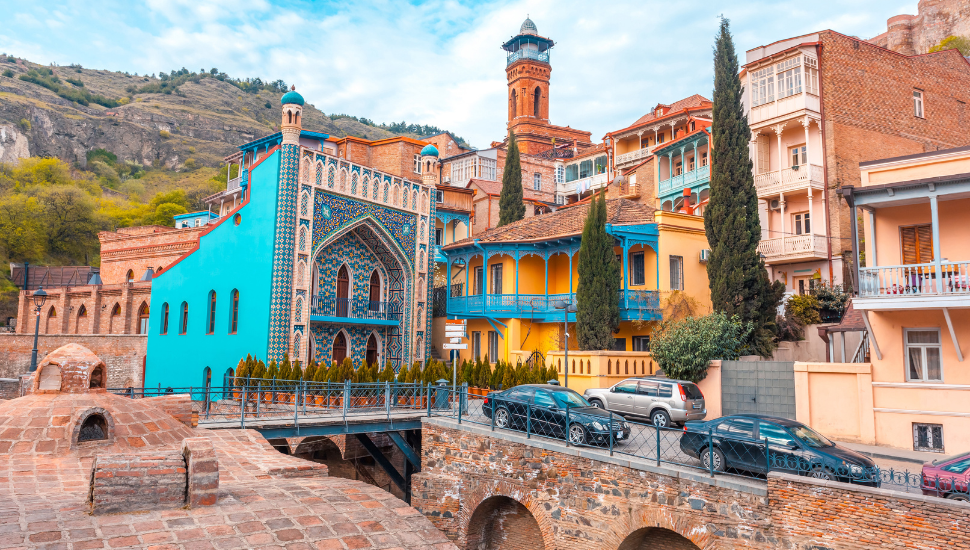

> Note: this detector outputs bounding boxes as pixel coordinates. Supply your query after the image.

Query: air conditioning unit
[769,199,781,211]
[699,249,711,263]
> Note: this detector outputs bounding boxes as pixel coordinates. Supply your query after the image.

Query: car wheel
[701,447,726,472]
[494,407,510,429]
[650,409,671,428]
[568,424,587,445]
[809,465,835,481]
[589,399,604,409]
[946,493,970,502]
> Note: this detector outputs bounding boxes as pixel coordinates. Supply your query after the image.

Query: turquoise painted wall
[145,151,281,389]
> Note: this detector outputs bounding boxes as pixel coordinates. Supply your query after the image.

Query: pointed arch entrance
[336,265,350,317]
[366,333,379,365]
[332,332,348,365]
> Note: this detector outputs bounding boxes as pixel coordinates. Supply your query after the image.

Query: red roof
[633,94,711,126]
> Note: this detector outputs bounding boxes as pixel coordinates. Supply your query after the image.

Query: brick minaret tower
[504,17,553,129]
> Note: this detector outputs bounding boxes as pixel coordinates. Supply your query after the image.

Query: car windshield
[790,425,834,448]
[553,390,591,408]
[942,456,970,474]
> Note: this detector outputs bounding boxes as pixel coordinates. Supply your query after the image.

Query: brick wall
[89,450,187,515]
[0,378,18,400]
[768,472,970,549]
[0,334,146,390]
[182,437,219,507]
[15,283,151,335]
[99,225,205,285]
[145,394,195,428]
[415,419,970,550]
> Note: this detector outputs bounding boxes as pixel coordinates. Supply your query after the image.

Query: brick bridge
[412,418,970,550]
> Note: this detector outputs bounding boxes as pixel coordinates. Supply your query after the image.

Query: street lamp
[554,300,577,388]
[28,287,48,373]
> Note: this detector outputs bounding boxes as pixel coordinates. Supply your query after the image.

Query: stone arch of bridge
[458,481,555,550]
[603,508,710,550]
[617,526,702,550]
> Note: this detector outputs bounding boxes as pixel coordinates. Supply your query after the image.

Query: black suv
[483,384,632,446]
[680,414,879,486]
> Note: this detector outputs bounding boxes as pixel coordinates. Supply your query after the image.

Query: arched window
[510,89,517,118]
[332,332,348,364]
[299,227,307,251]
[229,289,239,334]
[207,291,217,334]
[327,165,336,188]
[75,305,87,334]
[44,306,57,334]
[295,297,303,323]
[366,334,378,366]
[108,303,121,334]
[203,366,212,389]
[315,163,323,186]
[293,332,302,358]
[89,365,105,388]
[161,302,169,335]
[369,270,381,310]
[288,110,293,124]
[126,270,134,283]
[78,413,108,442]
[179,302,188,334]
[336,265,350,317]
[533,86,541,118]
[223,368,234,398]
[137,302,149,335]
[339,169,348,192]
[351,172,358,195]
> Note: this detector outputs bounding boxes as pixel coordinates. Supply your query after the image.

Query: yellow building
[440,196,711,388]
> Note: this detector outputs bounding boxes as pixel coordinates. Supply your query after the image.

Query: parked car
[920,451,970,501]
[483,384,631,445]
[583,377,706,427]
[680,414,879,486]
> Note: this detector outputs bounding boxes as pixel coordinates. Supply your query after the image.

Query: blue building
[146,90,438,389]
[173,211,219,229]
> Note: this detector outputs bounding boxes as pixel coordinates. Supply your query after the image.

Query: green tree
[303,359,317,382]
[576,190,620,350]
[650,312,752,383]
[498,132,524,226]
[279,354,292,381]
[252,359,266,382]
[705,18,782,357]
[501,360,515,389]
[266,359,279,381]
[929,35,970,56]
[235,357,248,380]
[291,359,303,382]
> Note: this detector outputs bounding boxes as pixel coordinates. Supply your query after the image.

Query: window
[716,418,755,438]
[487,331,499,361]
[473,266,483,295]
[368,271,381,310]
[805,56,819,95]
[179,302,188,335]
[913,423,944,452]
[533,173,541,191]
[790,145,807,168]
[413,154,422,174]
[555,194,565,205]
[161,303,169,335]
[594,156,608,175]
[137,303,149,335]
[632,336,650,351]
[657,384,673,398]
[126,270,134,283]
[657,132,665,145]
[434,228,443,246]
[751,66,775,107]
[565,164,578,182]
[614,380,638,394]
[612,338,626,351]
[776,56,802,99]
[905,329,942,382]
[758,422,797,446]
[579,160,593,179]
[942,456,970,474]
[793,212,810,235]
[533,86,541,118]
[901,225,934,265]
[637,381,658,396]
[229,289,239,334]
[472,331,482,361]
[207,291,217,334]
[674,160,682,176]
[435,190,443,203]
[555,165,564,184]
[631,252,645,286]
[914,90,924,118]
[489,264,503,294]
[669,256,684,291]
[533,390,555,408]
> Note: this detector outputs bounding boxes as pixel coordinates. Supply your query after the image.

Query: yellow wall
[863,198,970,267]
[861,150,970,187]
[655,211,712,312]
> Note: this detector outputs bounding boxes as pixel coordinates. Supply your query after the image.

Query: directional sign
[448,337,463,344]
[446,319,467,325]
[445,329,466,336]
[443,343,468,350]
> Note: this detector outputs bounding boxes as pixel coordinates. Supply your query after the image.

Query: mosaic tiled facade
[267,144,301,359]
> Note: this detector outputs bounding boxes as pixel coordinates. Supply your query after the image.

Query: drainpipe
[816,44,835,284]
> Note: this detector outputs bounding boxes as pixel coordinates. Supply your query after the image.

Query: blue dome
[280,89,304,106]
[420,144,439,157]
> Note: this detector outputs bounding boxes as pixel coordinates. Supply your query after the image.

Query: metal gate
[720,361,796,419]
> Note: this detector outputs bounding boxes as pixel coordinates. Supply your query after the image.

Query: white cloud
[0,0,914,147]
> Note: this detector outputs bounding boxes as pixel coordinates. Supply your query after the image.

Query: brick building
[742,30,970,295]
[869,0,970,55]
[99,225,207,284]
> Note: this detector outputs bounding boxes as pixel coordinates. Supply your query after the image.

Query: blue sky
[0,0,915,147]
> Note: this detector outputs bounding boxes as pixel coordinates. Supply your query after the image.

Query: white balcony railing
[749,93,820,125]
[757,234,827,263]
[755,164,823,197]
[615,146,655,166]
[227,176,242,192]
[859,261,970,298]
[659,165,710,196]
[562,172,609,196]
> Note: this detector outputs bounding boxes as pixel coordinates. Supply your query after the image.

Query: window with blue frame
[631,252,645,286]
[579,160,593,178]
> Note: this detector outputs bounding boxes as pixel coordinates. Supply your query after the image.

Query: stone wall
[868,0,970,55]
[89,450,187,515]
[415,418,970,550]
[0,334,146,390]
[0,378,18,400]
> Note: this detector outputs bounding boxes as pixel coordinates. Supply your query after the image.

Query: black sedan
[483,384,632,446]
[680,414,879,486]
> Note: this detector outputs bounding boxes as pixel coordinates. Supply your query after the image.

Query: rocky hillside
[0,58,425,169]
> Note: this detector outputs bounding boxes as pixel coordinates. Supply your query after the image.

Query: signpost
[445,320,468,398]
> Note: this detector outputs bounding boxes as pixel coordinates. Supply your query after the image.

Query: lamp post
[28,287,48,373]
[554,300,577,388]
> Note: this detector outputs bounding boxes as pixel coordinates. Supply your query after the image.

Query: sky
[0,0,916,148]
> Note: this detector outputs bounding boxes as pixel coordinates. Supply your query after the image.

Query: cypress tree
[576,190,620,350]
[706,18,783,356]
[498,132,525,226]
[279,354,292,381]
[303,360,316,382]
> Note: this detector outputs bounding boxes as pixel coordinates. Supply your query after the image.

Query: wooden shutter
[900,225,934,265]
[757,135,769,174]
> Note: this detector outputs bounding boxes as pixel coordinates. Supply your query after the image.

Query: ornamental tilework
[313,193,417,265]
[310,324,389,367]
[314,232,389,305]
[267,144,300,360]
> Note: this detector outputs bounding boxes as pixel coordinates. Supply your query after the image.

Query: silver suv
[583,377,706,427]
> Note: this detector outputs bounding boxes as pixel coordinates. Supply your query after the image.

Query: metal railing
[227,176,242,191]
[658,164,710,196]
[447,290,659,319]
[859,261,970,298]
[507,49,550,66]
[310,296,401,321]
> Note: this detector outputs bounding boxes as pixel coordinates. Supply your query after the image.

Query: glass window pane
[908,330,939,344]
[759,422,796,446]
[926,348,942,380]
[908,348,924,380]
[637,381,658,396]
[533,391,555,407]
[615,380,638,394]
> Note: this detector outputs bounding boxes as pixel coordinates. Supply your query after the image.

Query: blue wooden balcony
[310,296,401,326]
[447,290,660,323]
